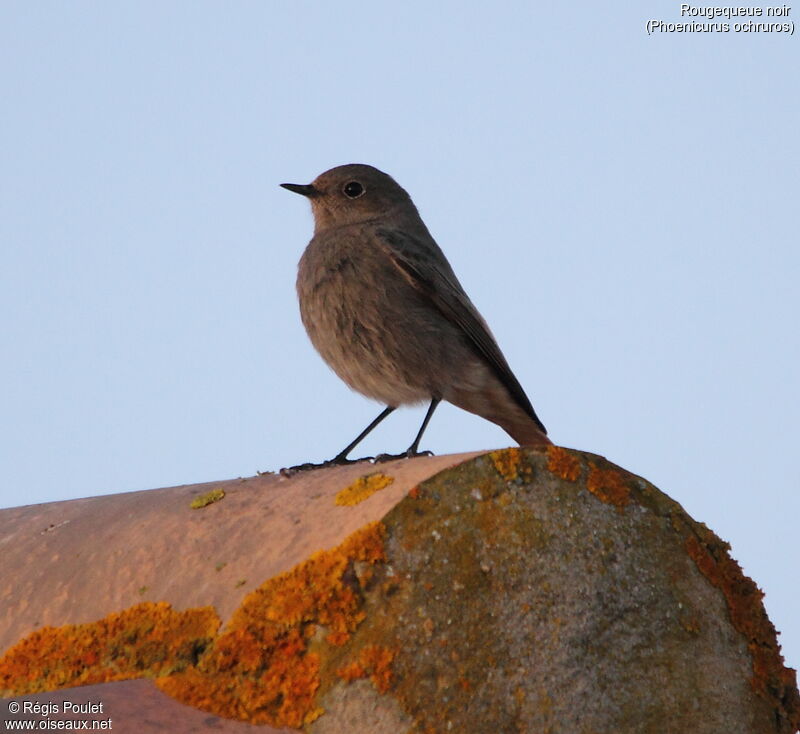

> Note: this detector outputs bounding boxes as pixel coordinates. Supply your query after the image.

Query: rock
[1,447,797,733]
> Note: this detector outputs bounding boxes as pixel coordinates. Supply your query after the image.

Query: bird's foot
[374,449,435,464]
[279,455,374,478]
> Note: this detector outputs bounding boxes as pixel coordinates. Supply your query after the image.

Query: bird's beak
[280,182,318,198]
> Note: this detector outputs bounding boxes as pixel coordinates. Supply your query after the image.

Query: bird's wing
[375,228,546,433]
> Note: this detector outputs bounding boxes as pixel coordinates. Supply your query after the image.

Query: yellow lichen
[489,448,531,482]
[190,488,226,509]
[157,521,388,727]
[0,602,220,697]
[335,473,394,506]
[585,464,630,508]
[546,445,581,482]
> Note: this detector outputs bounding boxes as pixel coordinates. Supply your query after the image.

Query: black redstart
[282,164,550,467]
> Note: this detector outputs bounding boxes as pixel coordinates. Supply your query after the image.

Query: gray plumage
[283,163,550,455]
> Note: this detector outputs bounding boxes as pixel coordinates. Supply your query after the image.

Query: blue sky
[1,2,798,671]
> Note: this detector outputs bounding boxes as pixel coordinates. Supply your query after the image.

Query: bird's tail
[446,380,552,448]
[502,416,552,447]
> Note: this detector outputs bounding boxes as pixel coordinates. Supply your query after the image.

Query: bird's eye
[342,181,365,198]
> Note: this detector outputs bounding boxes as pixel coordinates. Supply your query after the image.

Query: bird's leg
[375,398,441,463]
[329,405,397,463]
[280,406,396,476]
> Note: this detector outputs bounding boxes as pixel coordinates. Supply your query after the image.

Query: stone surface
[319,448,798,733]
[0,447,797,733]
[0,452,482,654]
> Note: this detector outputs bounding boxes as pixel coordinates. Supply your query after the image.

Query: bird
[281,163,550,468]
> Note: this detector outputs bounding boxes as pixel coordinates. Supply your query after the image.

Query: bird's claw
[279,455,375,478]
[373,449,434,463]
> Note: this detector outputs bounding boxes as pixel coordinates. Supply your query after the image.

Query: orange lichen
[0,521,389,727]
[157,521,388,727]
[336,660,366,681]
[585,464,630,508]
[685,533,800,728]
[336,645,395,694]
[335,473,394,506]
[409,486,421,499]
[157,635,322,727]
[0,602,219,697]
[489,448,531,482]
[546,445,581,482]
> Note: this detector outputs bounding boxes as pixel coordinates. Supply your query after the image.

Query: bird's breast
[294,231,435,404]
